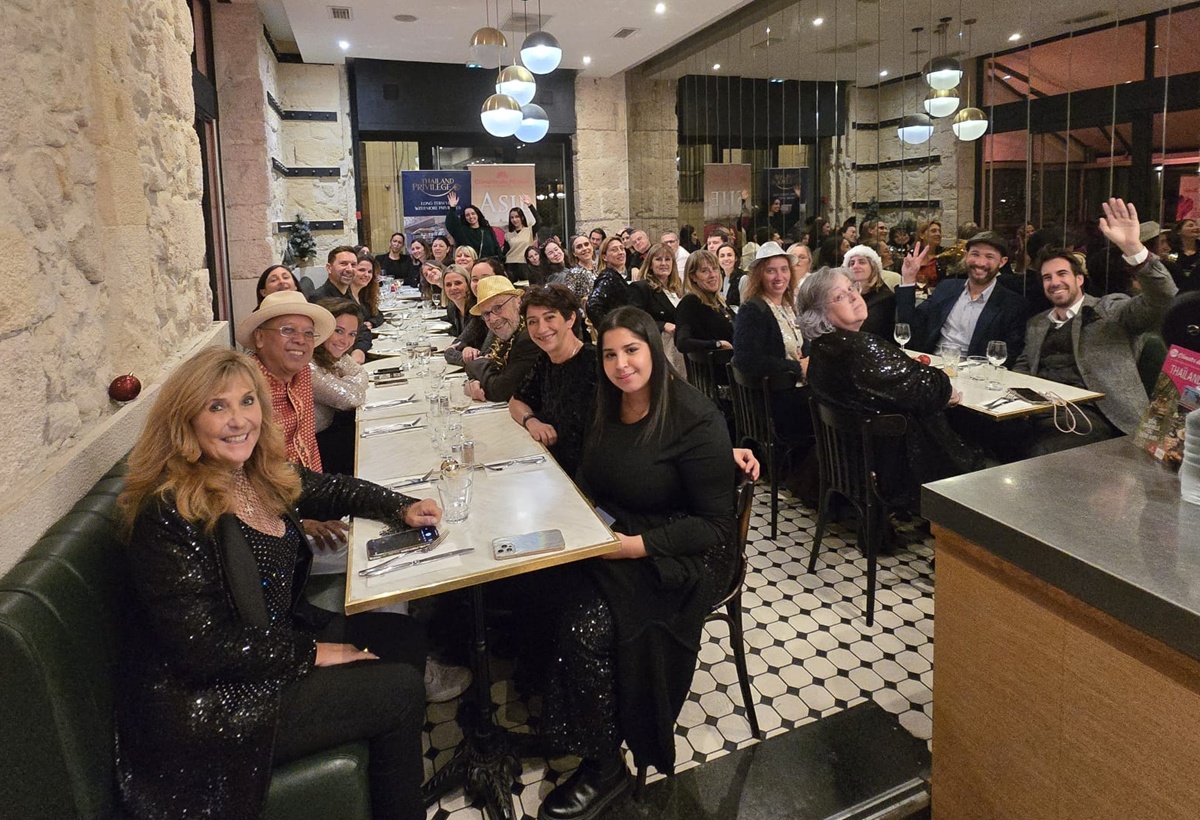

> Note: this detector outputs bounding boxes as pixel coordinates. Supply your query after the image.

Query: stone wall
[572,75,631,238]
[829,74,978,232]
[627,77,680,239]
[0,0,214,569]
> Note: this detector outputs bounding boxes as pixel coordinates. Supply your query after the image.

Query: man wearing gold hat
[463,275,540,402]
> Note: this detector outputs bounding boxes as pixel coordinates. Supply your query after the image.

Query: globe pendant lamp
[497,65,537,107]
[952,107,989,141]
[470,27,507,70]
[481,93,522,137]
[897,114,935,145]
[924,88,960,118]
[521,30,562,74]
[924,55,963,90]
[515,103,549,142]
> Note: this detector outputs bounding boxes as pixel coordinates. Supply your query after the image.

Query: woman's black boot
[537,753,631,820]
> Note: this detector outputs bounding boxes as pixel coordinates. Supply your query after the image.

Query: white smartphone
[492,529,566,560]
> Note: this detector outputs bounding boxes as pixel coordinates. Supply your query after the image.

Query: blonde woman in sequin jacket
[116,347,439,820]
[311,298,368,475]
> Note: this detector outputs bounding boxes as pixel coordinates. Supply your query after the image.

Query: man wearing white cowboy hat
[238,290,336,474]
[463,276,540,402]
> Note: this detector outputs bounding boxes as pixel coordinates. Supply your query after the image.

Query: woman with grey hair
[797,267,979,504]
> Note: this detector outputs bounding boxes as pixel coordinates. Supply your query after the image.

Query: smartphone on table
[367,526,442,560]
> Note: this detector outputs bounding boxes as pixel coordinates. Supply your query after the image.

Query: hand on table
[901,241,930,285]
[526,419,558,445]
[315,642,378,666]
[947,388,963,407]
[404,498,442,527]
[733,448,761,481]
[302,519,348,551]
[1098,197,1144,257]
[461,347,481,363]
[466,380,487,401]
[603,532,647,560]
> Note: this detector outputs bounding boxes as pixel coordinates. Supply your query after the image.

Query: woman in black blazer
[676,250,734,354]
[629,242,683,334]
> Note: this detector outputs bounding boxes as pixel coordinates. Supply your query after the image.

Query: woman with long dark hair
[352,252,385,329]
[116,347,440,820]
[529,306,735,820]
[311,298,368,475]
[445,191,501,258]
[255,264,300,306]
[504,194,539,280]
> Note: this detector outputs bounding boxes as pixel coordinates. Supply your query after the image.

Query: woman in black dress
[508,284,596,477]
[116,347,440,820]
[676,249,734,354]
[843,244,896,340]
[584,236,633,329]
[532,306,736,820]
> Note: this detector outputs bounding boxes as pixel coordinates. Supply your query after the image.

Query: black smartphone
[374,366,405,377]
[366,526,441,560]
[1009,387,1050,404]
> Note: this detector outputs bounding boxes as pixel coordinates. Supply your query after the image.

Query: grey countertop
[923,437,1200,661]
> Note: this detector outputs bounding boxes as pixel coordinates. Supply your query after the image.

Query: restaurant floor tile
[423,487,936,820]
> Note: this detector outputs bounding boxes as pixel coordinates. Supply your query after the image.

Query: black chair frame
[807,399,908,626]
[726,363,799,539]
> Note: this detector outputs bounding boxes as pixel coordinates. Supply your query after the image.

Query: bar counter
[922,438,1200,820]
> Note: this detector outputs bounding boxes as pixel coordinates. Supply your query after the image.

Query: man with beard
[463,277,540,402]
[895,230,1028,365]
[1012,198,1177,456]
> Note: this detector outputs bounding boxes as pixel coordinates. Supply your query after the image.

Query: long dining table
[349,333,619,820]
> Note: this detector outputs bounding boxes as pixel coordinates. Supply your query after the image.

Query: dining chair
[635,476,760,796]
[683,349,732,408]
[726,363,798,539]
[807,398,908,626]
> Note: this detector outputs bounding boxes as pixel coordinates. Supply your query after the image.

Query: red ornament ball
[109,374,142,402]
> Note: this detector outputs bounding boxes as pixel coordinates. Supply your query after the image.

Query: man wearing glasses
[463,277,540,402]
[238,292,348,548]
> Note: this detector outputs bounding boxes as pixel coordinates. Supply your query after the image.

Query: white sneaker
[425,658,472,702]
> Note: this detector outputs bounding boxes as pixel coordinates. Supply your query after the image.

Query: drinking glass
[894,323,911,350]
[436,471,473,524]
[986,341,1008,391]
[965,355,988,381]
[448,377,473,415]
[936,344,962,379]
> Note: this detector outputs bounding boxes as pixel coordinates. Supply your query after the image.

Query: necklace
[232,468,284,536]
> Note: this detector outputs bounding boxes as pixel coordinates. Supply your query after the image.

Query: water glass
[894,323,912,350]
[965,355,988,381]
[437,471,473,524]
[986,340,1008,391]
[936,344,962,379]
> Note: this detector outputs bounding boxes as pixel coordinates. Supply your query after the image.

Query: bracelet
[521,413,536,429]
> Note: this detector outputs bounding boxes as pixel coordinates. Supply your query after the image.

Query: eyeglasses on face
[480,295,517,320]
[828,281,863,305]
[262,324,317,341]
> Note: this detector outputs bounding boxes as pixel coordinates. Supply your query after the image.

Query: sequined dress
[511,343,597,478]
[535,381,736,772]
[116,469,418,820]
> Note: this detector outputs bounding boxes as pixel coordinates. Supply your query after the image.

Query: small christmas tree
[287,214,317,267]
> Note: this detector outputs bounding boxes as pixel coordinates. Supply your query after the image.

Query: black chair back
[807,398,907,625]
[726,363,798,538]
[684,349,732,408]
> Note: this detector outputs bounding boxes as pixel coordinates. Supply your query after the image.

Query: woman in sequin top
[584,236,634,330]
[311,298,368,476]
[797,267,979,500]
[116,347,440,820]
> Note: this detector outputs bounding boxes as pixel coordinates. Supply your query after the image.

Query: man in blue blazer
[894,231,1028,366]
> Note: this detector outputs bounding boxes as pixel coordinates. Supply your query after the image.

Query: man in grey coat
[1013,198,1177,457]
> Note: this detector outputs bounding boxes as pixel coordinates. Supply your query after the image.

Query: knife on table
[358,547,474,577]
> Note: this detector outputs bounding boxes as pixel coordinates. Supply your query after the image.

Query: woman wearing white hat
[843,244,898,340]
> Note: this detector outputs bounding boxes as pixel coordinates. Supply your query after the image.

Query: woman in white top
[504,194,539,280]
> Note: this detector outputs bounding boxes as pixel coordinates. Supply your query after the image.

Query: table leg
[421,585,521,819]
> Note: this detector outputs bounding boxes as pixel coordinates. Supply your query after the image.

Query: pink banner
[704,163,751,222]
[469,164,537,237]
[1177,176,1198,221]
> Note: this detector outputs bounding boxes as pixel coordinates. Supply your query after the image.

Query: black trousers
[274,613,428,820]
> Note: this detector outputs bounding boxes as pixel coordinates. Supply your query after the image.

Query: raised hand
[447,191,459,209]
[1098,197,1142,256]
[521,194,533,207]
[901,240,930,285]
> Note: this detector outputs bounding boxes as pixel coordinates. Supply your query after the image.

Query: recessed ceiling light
[1008,32,1021,41]
[392,14,418,22]
[812,17,824,26]
[879,70,889,77]
[655,2,665,13]
[770,77,784,83]
[712,63,721,70]
[338,40,350,50]
[1002,74,1011,80]
[582,55,592,65]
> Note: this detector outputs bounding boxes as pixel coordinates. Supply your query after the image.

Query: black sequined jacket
[585,268,632,329]
[116,469,416,820]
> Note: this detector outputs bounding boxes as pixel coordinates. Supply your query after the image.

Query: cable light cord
[1043,391,1094,436]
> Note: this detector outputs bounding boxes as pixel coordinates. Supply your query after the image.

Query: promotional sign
[1178,176,1198,221]
[704,163,752,222]
[1135,344,1200,468]
[401,170,471,243]
[468,164,537,233]
[761,167,811,234]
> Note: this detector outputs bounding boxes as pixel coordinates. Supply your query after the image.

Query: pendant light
[480,93,522,136]
[897,113,935,144]
[516,103,549,142]
[923,18,962,90]
[521,31,562,74]
[497,64,537,106]
[952,18,989,141]
[924,87,960,118]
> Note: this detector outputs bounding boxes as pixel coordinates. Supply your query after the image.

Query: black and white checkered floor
[422,488,936,820]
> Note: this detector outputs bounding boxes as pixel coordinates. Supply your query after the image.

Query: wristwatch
[520,413,536,429]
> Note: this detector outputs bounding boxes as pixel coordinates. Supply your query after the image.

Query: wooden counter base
[931,525,1200,819]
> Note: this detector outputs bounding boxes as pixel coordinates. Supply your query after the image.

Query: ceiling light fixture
[712,63,721,70]
[924,18,963,90]
[469,0,507,70]
[1008,32,1021,41]
[952,19,989,141]
[897,113,935,144]
[924,87,960,118]
[480,93,523,137]
[516,103,550,142]
[655,2,665,13]
[812,17,824,26]
[497,64,537,106]
[338,40,350,50]
[520,0,563,75]
[880,70,889,77]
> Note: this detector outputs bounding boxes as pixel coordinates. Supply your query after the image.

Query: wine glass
[986,340,1008,391]
[894,323,912,350]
